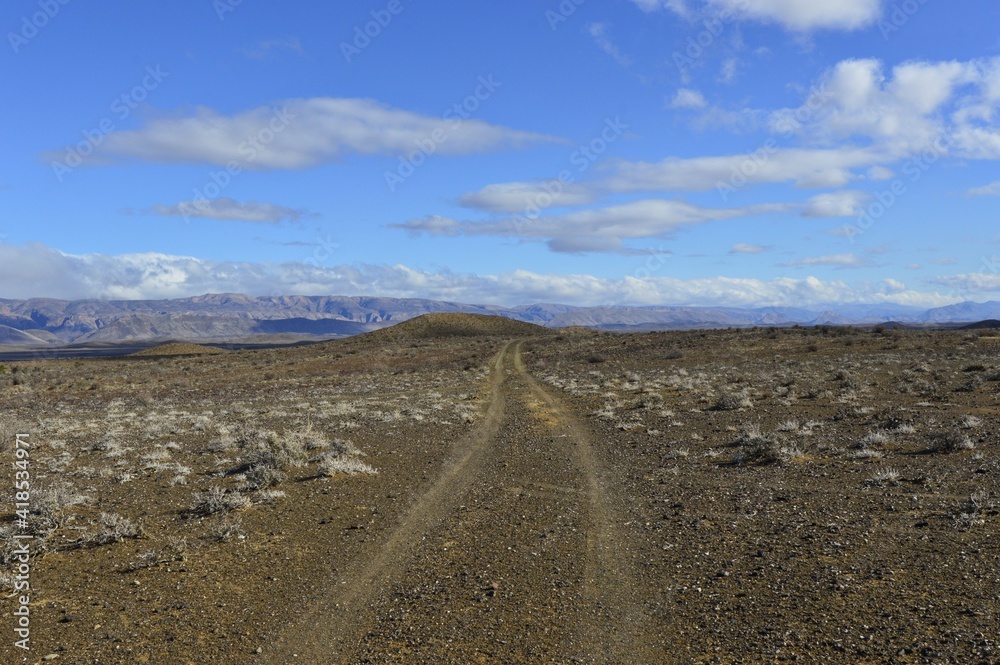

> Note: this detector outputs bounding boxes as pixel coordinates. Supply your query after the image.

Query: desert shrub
[664,348,684,360]
[211,516,245,542]
[712,392,752,411]
[953,490,996,528]
[926,428,975,453]
[586,354,607,364]
[856,430,890,449]
[128,537,188,571]
[89,513,142,546]
[731,425,793,466]
[237,427,307,471]
[867,467,901,485]
[189,487,251,516]
[244,464,285,490]
[317,454,378,477]
[32,481,89,530]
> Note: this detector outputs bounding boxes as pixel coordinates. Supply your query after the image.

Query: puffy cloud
[0,242,958,308]
[802,190,869,218]
[147,197,308,224]
[70,97,558,170]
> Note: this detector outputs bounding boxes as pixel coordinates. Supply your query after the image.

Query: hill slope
[368,313,551,339]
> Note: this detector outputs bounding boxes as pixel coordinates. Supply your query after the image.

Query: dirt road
[267,340,654,663]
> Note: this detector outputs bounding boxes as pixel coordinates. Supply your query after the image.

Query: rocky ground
[0,319,997,663]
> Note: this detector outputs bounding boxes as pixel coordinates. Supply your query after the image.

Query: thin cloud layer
[149,198,307,224]
[395,199,795,254]
[85,98,559,170]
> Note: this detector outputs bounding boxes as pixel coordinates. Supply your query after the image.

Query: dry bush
[89,512,142,546]
[926,428,975,454]
[189,487,251,516]
[317,454,378,477]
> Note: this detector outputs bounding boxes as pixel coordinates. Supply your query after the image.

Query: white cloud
[588,23,630,67]
[458,181,598,213]
[670,88,708,109]
[706,0,884,31]
[719,58,739,84]
[934,273,1000,293]
[802,190,869,218]
[968,181,1000,196]
[395,199,793,254]
[603,147,878,192]
[148,197,307,224]
[0,242,958,308]
[783,253,868,268]
[730,243,769,254]
[636,0,883,31]
[77,98,558,170]
[632,0,691,16]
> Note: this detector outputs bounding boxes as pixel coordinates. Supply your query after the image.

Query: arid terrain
[1,315,998,663]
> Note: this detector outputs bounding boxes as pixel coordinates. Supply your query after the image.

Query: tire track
[513,341,652,663]
[265,341,515,662]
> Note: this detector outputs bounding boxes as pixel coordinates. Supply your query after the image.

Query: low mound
[373,313,550,339]
[130,343,229,357]
[962,319,1000,330]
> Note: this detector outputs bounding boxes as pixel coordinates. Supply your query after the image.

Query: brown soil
[129,343,229,357]
[1,324,998,663]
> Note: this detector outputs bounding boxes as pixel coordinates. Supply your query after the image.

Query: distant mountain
[0,294,998,347]
[920,301,1000,323]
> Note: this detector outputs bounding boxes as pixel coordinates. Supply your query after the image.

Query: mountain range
[1,294,999,347]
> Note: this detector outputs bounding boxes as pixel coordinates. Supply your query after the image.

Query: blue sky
[2,0,1000,307]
